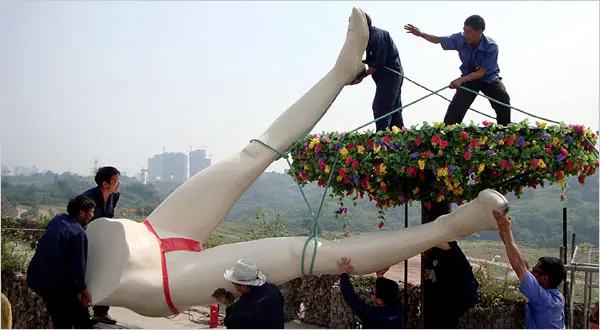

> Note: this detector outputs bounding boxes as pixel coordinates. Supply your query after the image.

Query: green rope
[249,66,598,277]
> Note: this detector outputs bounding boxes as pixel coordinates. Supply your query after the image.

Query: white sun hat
[223,259,267,286]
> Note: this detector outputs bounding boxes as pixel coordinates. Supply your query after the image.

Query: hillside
[1,170,598,248]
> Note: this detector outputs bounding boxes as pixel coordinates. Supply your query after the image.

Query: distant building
[147,152,188,182]
[189,149,211,178]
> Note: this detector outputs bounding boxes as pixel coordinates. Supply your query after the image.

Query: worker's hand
[404,24,422,37]
[337,257,354,274]
[212,288,235,307]
[449,77,465,89]
[80,290,92,307]
[492,209,512,234]
[375,266,391,278]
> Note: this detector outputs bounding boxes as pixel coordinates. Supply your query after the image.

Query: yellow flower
[357,145,365,154]
[413,187,419,194]
[447,185,454,191]
[336,176,343,182]
[433,121,442,127]
[418,160,425,170]
[379,164,387,174]
[479,136,488,144]
[539,159,547,169]
[437,195,445,202]
[498,139,505,145]
[478,163,485,173]
[340,147,348,156]
[408,199,413,206]
[373,145,381,153]
[325,165,330,174]
[552,137,559,146]
[453,182,460,188]
[453,187,464,196]
[392,126,400,134]
[444,177,451,185]
[303,164,309,171]
[538,121,547,128]
[309,137,319,149]
[559,179,566,187]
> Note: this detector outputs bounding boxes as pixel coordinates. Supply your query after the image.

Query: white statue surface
[84,7,509,318]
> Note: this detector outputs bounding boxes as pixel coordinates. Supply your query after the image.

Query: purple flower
[486,149,495,156]
[432,168,438,176]
[556,154,565,161]
[322,136,330,143]
[564,135,573,143]
[410,152,419,160]
[496,134,504,141]
[448,165,456,174]
[464,146,471,152]
[517,136,526,146]
[334,143,341,150]
[353,174,360,184]
[541,133,550,140]
[468,167,475,174]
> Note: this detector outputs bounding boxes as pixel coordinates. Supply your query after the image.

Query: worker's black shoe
[95,315,118,325]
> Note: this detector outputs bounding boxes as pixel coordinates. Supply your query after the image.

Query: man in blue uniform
[26,195,96,329]
[423,241,479,328]
[81,166,120,324]
[493,209,566,329]
[213,259,284,329]
[337,257,404,329]
[348,13,405,132]
[405,15,511,125]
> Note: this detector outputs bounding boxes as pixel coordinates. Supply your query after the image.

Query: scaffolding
[566,238,599,329]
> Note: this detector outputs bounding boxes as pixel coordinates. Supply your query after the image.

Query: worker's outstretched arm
[492,210,529,280]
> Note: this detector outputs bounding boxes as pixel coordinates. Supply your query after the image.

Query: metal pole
[571,233,577,263]
[568,267,575,329]
[583,271,590,329]
[563,207,568,265]
[586,272,593,329]
[404,204,408,328]
[560,246,566,295]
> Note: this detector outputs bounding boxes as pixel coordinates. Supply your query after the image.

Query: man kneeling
[338,257,404,328]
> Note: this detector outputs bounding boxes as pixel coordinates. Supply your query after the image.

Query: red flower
[343,177,351,184]
[424,201,432,209]
[500,159,508,168]
[315,144,322,152]
[415,136,422,145]
[419,173,425,181]
[482,120,492,126]
[440,140,449,149]
[506,136,515,145]
[317,179,325,186]
[347,143,356,151]
[545,147,552,154]
[460,131,469,139]
[407,167,418,176]
[380,183,387,191]
[352,160,360,169]
[366,139,374,148]
[345,157,353,165]
[531,159,539,169]
[470,139,478,147]
[556,171,565,180]
[560,147,568,156]
[378,222,384,229]
[566,159,574,170]
[578,175,585,184]
[383,135,391,144]
[432,135,442,145]
[463,152,471,160]
[421,151,432,158]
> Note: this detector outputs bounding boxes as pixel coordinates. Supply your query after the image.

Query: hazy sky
[1,1,598,176]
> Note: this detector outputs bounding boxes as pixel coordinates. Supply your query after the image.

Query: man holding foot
[348,13,405,132]
[493,209,566,329]
[405,15,512,125]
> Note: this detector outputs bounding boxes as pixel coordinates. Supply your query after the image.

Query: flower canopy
[288,120,599,218]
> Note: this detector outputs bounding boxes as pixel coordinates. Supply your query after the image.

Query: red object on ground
[210,304,220,328]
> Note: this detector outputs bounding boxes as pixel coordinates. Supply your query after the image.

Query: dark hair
[538,256,566,288]
[95,166,120,186]
[464,15,485,31]
[67,195,96,218]
[364,12,372,27]
[375,277,400,306]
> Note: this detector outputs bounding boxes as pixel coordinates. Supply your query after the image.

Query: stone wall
[1,270,52,329]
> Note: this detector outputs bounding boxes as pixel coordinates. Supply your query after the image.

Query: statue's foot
[334,7,369,84]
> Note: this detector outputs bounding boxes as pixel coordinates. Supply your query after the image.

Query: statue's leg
[165,189,507,310]
[146,8,369,243]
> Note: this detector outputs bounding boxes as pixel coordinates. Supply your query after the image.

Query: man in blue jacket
[81,165,120,324]
[27,195,96,329]
[213,259,284,329]
[347,13,405,132]
[405,15,511,125]
[423,241,479,328]
[338,257,404,329]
